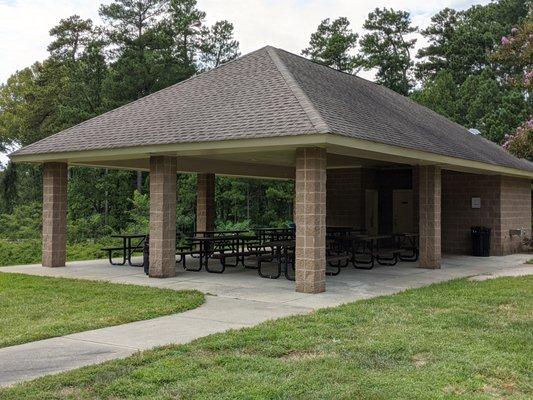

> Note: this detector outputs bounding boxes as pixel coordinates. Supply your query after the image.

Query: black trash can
[143,235,150,275]
[471,226,491,257]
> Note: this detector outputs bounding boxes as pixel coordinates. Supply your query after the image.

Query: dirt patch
[279,350,328,361]
[58,387,84,397]
[497,303,516,312]
[411,353,430,368]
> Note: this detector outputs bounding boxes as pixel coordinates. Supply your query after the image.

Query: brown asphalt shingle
[11,46,533,173]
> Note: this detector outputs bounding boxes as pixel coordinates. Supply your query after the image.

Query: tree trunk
[136,171,143,193]
[246,183,250,220]
[104,169,109,225]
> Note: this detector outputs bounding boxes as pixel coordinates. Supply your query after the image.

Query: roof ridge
[265,46,330,134]
[11,47,273,157]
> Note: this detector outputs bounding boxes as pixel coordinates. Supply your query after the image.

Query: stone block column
[294,147,327,293]
[419,165,441,269]
[196,173,216,232]
[42,162,68,268]
[149,156,177,278]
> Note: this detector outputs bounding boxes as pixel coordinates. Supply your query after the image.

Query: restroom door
[393,189,413,233]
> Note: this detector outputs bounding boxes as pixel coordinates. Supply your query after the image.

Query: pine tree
[48,15,94,62]
[302,17,358,73]
[357,8,417,95]
[199,20,240,70]
[100,0,168,103]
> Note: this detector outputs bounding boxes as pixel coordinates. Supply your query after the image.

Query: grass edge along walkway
[1,275,531,399]
[0,273,204,348]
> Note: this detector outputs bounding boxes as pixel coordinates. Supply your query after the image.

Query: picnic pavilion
[9,46,533,293]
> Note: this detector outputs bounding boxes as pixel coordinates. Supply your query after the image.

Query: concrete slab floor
[0,253,531,387]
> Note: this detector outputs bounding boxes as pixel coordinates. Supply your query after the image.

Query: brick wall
[442,171,499,255]
[326,167,530,256]
[500,176,532,254]
[326,168,362,228]
[326,167,415,233]
[442,170,531,256]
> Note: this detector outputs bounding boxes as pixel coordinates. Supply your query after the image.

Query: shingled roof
[11,46,533,173]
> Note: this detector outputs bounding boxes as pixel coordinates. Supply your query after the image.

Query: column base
[417,263,441,269]
[296,283,326,294]
[149,271,177,279]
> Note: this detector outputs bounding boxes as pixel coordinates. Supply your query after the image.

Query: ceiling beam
[73,156,295,180]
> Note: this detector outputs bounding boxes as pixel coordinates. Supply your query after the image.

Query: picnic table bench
[394,233,419,262]
[256,239,352,280]
[175,238,204,271]
[181,235,270,274]
[331,234,397,269]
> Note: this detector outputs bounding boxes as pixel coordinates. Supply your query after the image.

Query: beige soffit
[9,134,533,179]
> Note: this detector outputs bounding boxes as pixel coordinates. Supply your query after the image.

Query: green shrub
[125,190,150,234]
[0,239,112,267]
[0,239,41,265]
[0,202,42,240]
[216,219,252,232]
[68,215,115,243]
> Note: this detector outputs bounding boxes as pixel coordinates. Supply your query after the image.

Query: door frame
[365,189,379,235]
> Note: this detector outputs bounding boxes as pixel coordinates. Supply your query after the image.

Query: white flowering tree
[502,119,533,161]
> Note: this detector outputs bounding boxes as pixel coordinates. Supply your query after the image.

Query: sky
[0,0,490,166]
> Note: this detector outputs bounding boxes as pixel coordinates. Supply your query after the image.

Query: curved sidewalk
[0,254,530,387]
[0,296,310,387]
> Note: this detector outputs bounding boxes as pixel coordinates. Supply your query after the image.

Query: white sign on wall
[471,197,481,209]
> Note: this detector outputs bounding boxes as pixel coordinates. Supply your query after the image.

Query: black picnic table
[393,233,419,261]
[193,230,249,237]
[185,234,260,273]
[258,239,295,280]
[326,227,366,239]
[105,234,147,267]
[254,227,294,242]
[334,233,395,269]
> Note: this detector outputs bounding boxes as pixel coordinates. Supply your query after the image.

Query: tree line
[0,0,531,244]
[302,1,531,146]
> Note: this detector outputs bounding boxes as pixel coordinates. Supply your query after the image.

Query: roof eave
[8,135,329,163]
[325,134,533,179]
[9,134,533,179]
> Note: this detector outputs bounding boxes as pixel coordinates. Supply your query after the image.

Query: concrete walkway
[0,297,309,387]
[0,254,531,387]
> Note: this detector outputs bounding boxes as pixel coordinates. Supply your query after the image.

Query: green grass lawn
[0,273,204,348]
[2,276,531,399]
